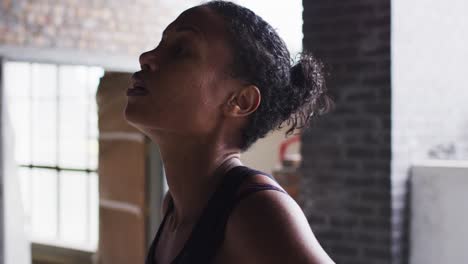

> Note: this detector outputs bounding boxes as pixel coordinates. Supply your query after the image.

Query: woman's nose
[139,49,159,71]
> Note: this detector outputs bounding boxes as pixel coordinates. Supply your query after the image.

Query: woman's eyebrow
[163,25,205,40]
[176,25,202,35]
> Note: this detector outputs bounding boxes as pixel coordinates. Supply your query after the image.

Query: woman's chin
[124,105,160,133]
[124,104,145,128]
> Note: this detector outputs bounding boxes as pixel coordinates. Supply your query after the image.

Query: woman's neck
[150,131,243,230]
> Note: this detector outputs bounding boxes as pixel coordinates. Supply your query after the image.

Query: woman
[125,1,334,263]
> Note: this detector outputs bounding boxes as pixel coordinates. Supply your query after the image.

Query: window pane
[89,99,99,139]
[88,138,99,171]
[31,63,57,100]
[87,66,103,142]
[31,98,57,166]
[4,61,102,250]
[18,167,32,224]
[89,172,99,249]
[59,99,87,168]
[4,61,30,98]
[59,65,88,99]
[59,171,88,244]
[31,169,58,240]
[88,66,104,97]
[8,98,31,164]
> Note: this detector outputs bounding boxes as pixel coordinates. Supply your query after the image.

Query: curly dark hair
[202,1,333,152]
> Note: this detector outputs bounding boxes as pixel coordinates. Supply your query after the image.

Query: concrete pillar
[97,72,149,264]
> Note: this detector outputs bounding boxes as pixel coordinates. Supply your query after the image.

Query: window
[3,61,103,251]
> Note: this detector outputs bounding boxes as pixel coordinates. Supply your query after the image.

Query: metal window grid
[5,61,101,250]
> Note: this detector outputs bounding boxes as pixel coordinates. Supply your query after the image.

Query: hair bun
[284,52,333,135]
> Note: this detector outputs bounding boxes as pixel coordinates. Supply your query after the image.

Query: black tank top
[145,165,287,264]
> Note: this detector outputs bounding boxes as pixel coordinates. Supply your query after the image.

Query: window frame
[2,58,103,260]
[32,242,94,264]
[0,47,146,262]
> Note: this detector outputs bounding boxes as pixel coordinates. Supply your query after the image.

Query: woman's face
[125,6,237,137]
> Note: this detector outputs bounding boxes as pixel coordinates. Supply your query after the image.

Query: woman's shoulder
[222,183,335,264]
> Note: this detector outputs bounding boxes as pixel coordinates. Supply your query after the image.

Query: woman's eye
[172,44,187,57]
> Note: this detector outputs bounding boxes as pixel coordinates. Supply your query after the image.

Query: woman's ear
[224,85,261,117]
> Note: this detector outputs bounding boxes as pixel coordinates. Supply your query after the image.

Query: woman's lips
[127,86,149,96]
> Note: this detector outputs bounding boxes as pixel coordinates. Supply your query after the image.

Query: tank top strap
[234,182,287,204]
[145,198,174,264]
[147,165,287,264]
[172,165,257,262]
[230,166,287,204]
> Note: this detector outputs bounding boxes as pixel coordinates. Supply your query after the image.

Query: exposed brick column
[97,72,148,264]
[0,0,201,67]
[300,1,392,264]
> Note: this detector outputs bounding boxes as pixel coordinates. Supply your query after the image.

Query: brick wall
[0,0,199,64]
[300,1,392,264]
[1,0,166,56]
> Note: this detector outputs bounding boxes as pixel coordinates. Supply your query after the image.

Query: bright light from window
[4,61,103,251]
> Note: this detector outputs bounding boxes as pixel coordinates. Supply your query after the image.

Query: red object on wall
[279,134,301,164]
[273,135,302,201]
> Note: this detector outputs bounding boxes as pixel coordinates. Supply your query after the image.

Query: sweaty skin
[125,5,335,264]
